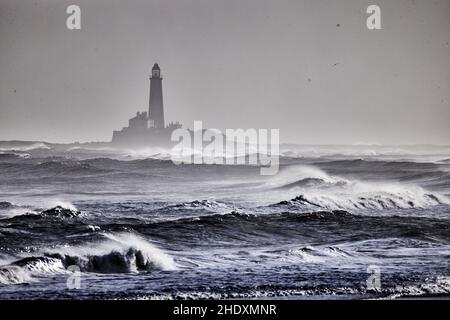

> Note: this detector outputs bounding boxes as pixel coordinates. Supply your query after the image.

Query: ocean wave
[151,200,239,217]
[267,165,449,210]
[36,205,82,218]
[173,199,226,208]
[275,191,447,211]
[34,159,95,171]
[0,233,176,284]
[155,211,256,224]
[286,246,353,263]
[0,152,31,159]
[31,233,173,272]
[265,165,348,189]
[116,148,173,161]
[0,201,15,210]
[3,203,82,221]
[279,144,450,158]
[66,147,174,161]
[12,256,66,273]
[146,210,352,232]
[0,142,50,152]
[132,209,450,249]
[0,266,31,285]
[28,157,174,175]
[0,201,36,219]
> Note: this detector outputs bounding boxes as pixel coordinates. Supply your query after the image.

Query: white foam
[21,257,66,273]
[45,232,177,272]
[117,147,172,160]
[0,266,31,284]
[387,276,450,298]
[44,200,78,212]
[270,165,450,210]
[100,233,177,271]
[0,142,50,152]
[265,165,347,188]
[284,245,365,264]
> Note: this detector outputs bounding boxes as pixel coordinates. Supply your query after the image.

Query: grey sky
[0,0,449,144]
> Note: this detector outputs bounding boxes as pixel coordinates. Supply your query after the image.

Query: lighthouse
[148,63,165,129]
[112,62,181,147]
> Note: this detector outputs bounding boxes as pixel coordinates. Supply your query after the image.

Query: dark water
[1,142,450,299]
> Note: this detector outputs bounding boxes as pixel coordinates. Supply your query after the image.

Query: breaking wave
[173,199,226,209]
[0,142,50,152]
[265,165,348,189]
[268,165,449,210]
[39,205,82,218]
[58,232,177,272]
[0,233,176,284]
[2,202,82,220]
[277,190,447,211]
[0,266,32,285]
[285,246,354,263]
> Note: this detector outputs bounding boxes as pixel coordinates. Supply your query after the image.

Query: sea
[0,142,449,299]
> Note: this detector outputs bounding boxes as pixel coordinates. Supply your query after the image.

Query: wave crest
[0,142,50,152]
[269,165,449,210]
[0,266,31,285]
[276,191,447,210]
[0,233,176,284]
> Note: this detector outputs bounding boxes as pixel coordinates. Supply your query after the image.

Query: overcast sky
[0,0,449,144]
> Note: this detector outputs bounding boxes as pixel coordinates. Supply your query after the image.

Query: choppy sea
[1,142,450,299]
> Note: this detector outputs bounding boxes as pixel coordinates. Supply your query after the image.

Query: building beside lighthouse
[111,63,181,147]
